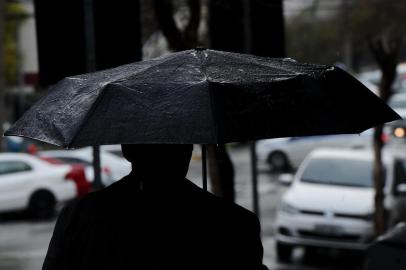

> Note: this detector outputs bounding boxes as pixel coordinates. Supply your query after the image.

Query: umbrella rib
[67,87,110,148]
[220,51,329,76]
[108,53,190,85]
[164,61,188,81]
[202,81,218,143]
[108,83,143,94]
[196,51,218,143]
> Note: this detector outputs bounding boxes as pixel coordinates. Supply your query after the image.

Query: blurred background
[1,0,406,269]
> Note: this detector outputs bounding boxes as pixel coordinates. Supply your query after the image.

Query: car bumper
[275,212,374,250]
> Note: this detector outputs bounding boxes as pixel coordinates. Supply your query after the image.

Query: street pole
[84,0,102,190]
[342,0,352,70]
[243,0,260,218]
[0,0,6,152]
[201,144,207,191]
[250,141,260,218]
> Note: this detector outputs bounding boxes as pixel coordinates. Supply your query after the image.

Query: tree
[209,0,285,209]
[348,0,405,235]
[0,0,5,151]
[285,2,343,66]
[153,0,285,205]
[0,0,25,150]
[4,2,27,85]
[153,0,201,51]
[370,37,400,235]
[285,1,406,71]
[152,0,238,202]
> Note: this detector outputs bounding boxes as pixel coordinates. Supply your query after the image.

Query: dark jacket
[43,176,268,270]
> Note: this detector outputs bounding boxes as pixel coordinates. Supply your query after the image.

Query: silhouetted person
[363,222,406,270]
[43,144,268,270]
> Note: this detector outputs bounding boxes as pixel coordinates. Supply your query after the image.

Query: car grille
[299,210,371,221]
[334,213,371,220]
[298,230,361,242]
[299,209,324,216]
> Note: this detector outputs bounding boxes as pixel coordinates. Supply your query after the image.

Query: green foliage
[349,0,406,40]
[286,16,341,65]
[285,0,406,70]
[4,2,28,86]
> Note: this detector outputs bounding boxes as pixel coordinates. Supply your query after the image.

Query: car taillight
[381,133,390,143]
[65,165,91,197]
[102,166,112,176]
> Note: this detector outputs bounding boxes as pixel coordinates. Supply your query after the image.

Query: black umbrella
[4,48,400,148]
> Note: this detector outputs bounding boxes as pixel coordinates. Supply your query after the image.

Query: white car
[256,131,372,172]
[101,144,125,158]
[357,63,406,93]
[40,146,131,186]
[389,93,406,116]
[0,153,77,218]
[275,148,406,262]
[358,77,379,96]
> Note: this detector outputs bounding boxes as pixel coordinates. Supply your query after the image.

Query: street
[0,145,361,270]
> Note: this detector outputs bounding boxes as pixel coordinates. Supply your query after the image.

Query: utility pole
[83,0,102,190]
[341,0,352,70]
[243,0,285,218]
[242,0,260,218]
[0,0,6,151]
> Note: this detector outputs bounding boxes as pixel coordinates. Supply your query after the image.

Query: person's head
[121,144,193,179]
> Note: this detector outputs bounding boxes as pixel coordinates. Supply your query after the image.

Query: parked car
[101,144,124,158]
[274,148,406,262]
[0,153,78,218]
[384,119,406,146]
[357,63,406,94]
[40,147,131,185]
[388,93,406,116]
[256,131,373,172]
[39,156,91,197]
[357,77,379,96]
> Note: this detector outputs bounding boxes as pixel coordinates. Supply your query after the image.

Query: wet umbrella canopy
[4,49,400,147]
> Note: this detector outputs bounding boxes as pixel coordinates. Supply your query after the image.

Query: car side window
[0,161,32,175]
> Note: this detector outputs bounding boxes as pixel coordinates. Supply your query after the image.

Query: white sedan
[40,146,131,186]
[256,131,372,172]
[388,93,406,116]
[0,153,77,218]
[275,148,406,262]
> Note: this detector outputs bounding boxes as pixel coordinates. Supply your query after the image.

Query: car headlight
[279,201,300,215]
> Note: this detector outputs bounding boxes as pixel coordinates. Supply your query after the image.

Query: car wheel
[267,151,290,172]
[28,190,56,220]
[276,241,293,263]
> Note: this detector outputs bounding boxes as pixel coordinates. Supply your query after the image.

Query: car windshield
[300,157,374,187]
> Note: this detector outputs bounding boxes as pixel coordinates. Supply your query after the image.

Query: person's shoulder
[212,193,258,223]
[184,179,259,224]
[62,176,131,218]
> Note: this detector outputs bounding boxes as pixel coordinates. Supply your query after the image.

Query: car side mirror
[396,183,406,195]
[278,173,294,186]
